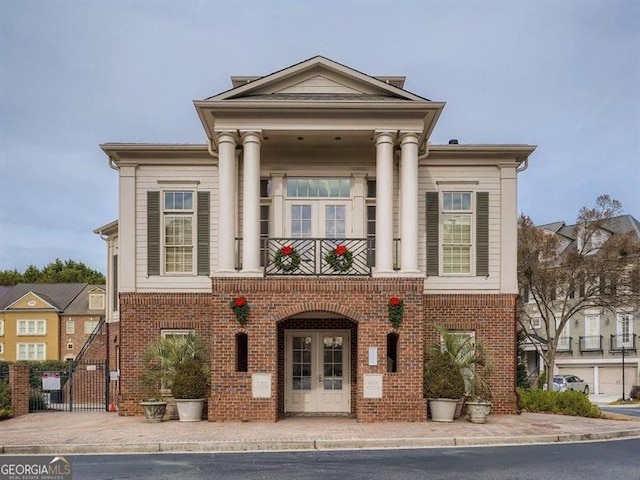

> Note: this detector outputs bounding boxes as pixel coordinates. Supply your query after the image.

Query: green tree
[0,270,23,286]
[0,259,105,285]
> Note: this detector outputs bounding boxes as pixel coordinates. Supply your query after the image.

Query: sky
[1,0,639,274]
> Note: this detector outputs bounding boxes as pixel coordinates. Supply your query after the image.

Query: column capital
[215,130,239,145]
[399,131,421,145]
[240,130,263,145]
[374,130,397,145]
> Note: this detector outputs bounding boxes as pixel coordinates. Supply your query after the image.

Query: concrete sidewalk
[1,411,640,454]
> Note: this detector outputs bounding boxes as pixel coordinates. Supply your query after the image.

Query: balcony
[234,238,402,276]
[610,334,637,353]
[579,335,603,354]
[556,337,572,354]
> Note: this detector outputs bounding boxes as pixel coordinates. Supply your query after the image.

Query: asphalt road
[601,406,640,417]
[67,439,640,480]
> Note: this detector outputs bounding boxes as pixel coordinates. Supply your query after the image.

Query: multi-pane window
[161,329,194,339]
[617,313,633,347]
[89,293,105,310]
[17,343,46,360]
[0,343,3,354]
[164,191,194,273]
[84,319,99,334]
[325,205,346,238]
[442,192,472,274]
[286,178,350,198]
[66,320,75,334]
[17,319,46,335]
[291,205,312,238]
[0,319,3,336]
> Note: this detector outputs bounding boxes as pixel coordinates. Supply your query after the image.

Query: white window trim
[0,343,4,354]
[439,190,475,276]
[17,343,46,360]
[0,319,4,336]
[66,320,75,334]
[616,313,634,347]
[531,317,541,329]
[161,329,194,338]
[89,293,105,310]
[84,319,100,335]
[162,190,196,275]
[17,319,47,336]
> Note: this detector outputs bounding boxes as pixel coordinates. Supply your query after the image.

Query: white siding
[419,165,503,292]
[135,165,217,292]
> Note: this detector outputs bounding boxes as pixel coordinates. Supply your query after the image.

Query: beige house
[96,56,535,421]
[521,215,640,395]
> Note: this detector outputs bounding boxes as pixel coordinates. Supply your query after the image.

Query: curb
[3,429,640,455]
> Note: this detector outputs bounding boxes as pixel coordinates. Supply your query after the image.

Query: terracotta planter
[175,399,205,422]
[428,398,458,422]
[466,400,492,424]
[140,401,167,423]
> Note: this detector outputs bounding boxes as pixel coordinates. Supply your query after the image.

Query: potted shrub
[138,358,167,423]
[172,357,209,422]
[465,364,493,424]
[423,350,466,422]
[139,332,209,422]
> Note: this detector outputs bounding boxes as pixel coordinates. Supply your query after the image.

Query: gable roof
[0,283,88,311]
[204,56,429,103]
[65,284,106,315]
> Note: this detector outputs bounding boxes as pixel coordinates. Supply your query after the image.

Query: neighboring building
[0,283,106,362]
[521,215,640,395]
[96,56,535,421]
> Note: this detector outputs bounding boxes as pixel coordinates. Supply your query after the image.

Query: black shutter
[197,191,210,276]
[147,191,160,276]
[476,192,489,276]
[426,192,439,276]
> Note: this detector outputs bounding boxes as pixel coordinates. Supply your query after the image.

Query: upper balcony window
[286,178,350,198]
[163,191,194,274]
[442,192,472,274]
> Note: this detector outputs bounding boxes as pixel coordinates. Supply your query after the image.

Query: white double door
[286,201,350,239]
[284,330,351,413]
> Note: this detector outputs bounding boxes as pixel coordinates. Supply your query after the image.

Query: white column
[400,132,420,273]
[500,165,518,292]
[119,166,136,291]
[241,130,262,274]
[217,131,238,273]
[374,131,395,273]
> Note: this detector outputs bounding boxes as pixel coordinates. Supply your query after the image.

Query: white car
[552,375,589,394]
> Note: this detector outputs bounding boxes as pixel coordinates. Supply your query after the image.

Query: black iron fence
[579,335,603,353]
[610,334,637,352]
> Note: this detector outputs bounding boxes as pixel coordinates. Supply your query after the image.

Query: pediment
[205,56,429,103]
[7,292,56,310]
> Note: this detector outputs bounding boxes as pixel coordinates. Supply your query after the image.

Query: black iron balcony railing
[610,334,637,353]
[234,237,402,275]
[264,238,372,276]
[556,337,572,354]
[579,335,603,354]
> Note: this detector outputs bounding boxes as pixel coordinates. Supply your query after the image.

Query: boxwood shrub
[517,387,603,418]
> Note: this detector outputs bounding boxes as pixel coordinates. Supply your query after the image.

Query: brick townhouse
[95,56,535,421]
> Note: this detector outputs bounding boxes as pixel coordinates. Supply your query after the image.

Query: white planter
[466,400,492,424]
[175,399,205,422]
[428,398,458,422]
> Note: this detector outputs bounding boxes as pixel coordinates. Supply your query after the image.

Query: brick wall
[117,281,518,420]
[9,364,29,417]
[424,294,518,414]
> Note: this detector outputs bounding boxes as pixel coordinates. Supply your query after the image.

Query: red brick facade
[117,278,518,421]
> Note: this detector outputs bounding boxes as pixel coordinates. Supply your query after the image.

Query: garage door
[599,366,638,396]
[557,367,594,393]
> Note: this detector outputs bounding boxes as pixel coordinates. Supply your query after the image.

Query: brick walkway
[1,411,639,454]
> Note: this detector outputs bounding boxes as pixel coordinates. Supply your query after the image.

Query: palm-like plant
[139,333,208,400]
[429,325,491,399]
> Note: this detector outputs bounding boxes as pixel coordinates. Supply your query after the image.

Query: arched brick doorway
[277,315,358,418]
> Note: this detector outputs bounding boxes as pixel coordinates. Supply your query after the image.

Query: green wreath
[274,245,301,272]
[325,245,354,272]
